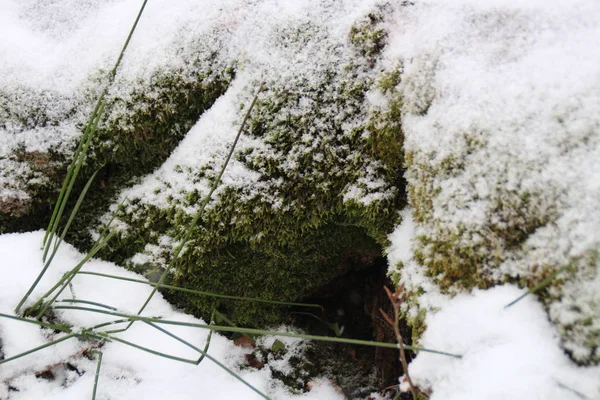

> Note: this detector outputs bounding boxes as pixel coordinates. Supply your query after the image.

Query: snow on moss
[81,1,406,326]
[384,0,600,363]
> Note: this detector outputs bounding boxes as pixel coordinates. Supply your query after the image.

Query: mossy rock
[0,64,232,238]
[98,11,407,328]
[398,62,600,363]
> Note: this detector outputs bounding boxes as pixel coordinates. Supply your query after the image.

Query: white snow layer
[384,0,600,364]
[407,286,600,400]
[0,0,381,201]
[0,231,344,400]
[2,0,600,397]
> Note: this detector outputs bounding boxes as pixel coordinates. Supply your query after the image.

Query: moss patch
[104,14,408,328]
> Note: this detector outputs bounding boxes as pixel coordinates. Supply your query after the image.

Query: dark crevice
[287,256,412,399]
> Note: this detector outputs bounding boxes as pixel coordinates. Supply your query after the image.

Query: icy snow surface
[0,231,344,400]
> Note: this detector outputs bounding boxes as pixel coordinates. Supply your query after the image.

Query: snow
[388,210,600,398]
[387,208,449,316]
[2,0,600,398]
[383,0,600,363]
[0,0,384,203]
[2,231,597,399]
[406,286,600,400]
[112,72,264,214]
[0,231,344,400]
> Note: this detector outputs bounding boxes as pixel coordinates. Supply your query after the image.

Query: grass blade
[42,102,104,252]
[0,334,76,366]
[88,332,197,364]
[52,305,462,358]
[0,312,72,333]
[145,321,272,400]
[31,0,150,312]
[43,103,106,262]
[132,81,265,323]
[34,230,116,319]
[505,266,570,308]
[58,299,118,311]
[91,350,103,400]
[51,169,100,254]
[76,271,321,308]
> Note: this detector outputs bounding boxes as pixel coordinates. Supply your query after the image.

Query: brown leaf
[244,353,265,370]
[233,335,255,348]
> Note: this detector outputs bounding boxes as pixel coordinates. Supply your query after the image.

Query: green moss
[349,6,390,59]
[64,68,234,249]
[104,29,408,327]
[407,147,560,292]
[365,67,405,195]
[0,65,233,243]
[0,147,68,233]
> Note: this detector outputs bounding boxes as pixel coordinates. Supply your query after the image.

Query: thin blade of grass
[91,318,132,331]
[88,332,197,364]
[43,0,149,255]
[0,334,76,366]
[21,169,102,315]
[505,266,570,308]
[28,228,117,317]
[43,102,106,262]
[51,169,100,254]
[20,104,106,315]
[91,350,103,400]
[34,230,116,319]
[33,0,149,312]
[28,197,125,317]
[0,312,72,333]
[58,299,118,311]
[52,305,462,358]
[76,271,321,308]
[144,321,272,400]
[42,100,104,252]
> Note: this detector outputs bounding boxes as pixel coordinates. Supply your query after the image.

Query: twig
[380,285,425,400]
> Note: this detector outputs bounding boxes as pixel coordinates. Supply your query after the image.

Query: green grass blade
[91,318,131,331]
[43,102,105,262]
[505,266,570,308]
[89,332,196,364]
[76,271,321,308]
[0,334,76,366]
[22,104,106,315]
[91,350,103,400]
[145,321,272,400]
[132,81,265,323]
[0,312,72,333]
[28,196,125,317]
[23,169,101,314]
[29,229,116,317]
[35,0,149,310]
[51,169,100,254]
[34,230,116,319]
[42,100,104,252]
[43,0,149,255]
[58,299,118,311]
[15,253,64,314]
[51,306,462,358]
[195,326,213,365]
